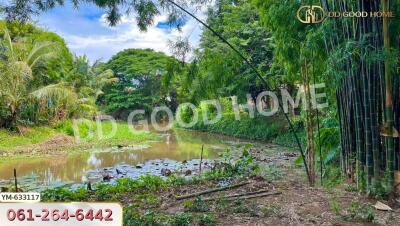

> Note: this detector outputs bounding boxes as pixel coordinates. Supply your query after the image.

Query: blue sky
[36,2,205,62]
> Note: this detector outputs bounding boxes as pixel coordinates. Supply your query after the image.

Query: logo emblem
[297,5,326,24]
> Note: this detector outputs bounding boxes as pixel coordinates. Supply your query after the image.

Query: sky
[35,2,207,62]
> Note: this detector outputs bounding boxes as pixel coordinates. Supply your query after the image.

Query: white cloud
[38,3,209,63]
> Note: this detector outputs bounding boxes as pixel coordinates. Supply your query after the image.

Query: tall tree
[0,28,74,128]
[100,49,180,119]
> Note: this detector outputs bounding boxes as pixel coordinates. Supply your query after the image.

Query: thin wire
[166,0,312,183]
[312,47,323,186]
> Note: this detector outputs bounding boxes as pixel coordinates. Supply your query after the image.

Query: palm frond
[27,42,58,68]
[30,82,77,103]
[3,29,15,62]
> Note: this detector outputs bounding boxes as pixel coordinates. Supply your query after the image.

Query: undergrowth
[41,148,258,225]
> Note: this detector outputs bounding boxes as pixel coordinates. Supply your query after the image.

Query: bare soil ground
[0,134,77,156]
[113,175,400,225]
[116,143,400,225]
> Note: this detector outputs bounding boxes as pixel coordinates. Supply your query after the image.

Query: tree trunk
[303,60,315,186]
[7,104,18,130]
[383,0,394,191]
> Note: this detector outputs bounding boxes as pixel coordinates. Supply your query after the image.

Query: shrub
[123,208,169,226]
[170,213,193,226]
[344,200,374,222]
[198,214,216,226]
[184,197,209,212]
[42,187,88,201]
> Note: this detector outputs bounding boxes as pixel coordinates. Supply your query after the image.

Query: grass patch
[54,120,158,144]
[0,120,159,152]
[0,126,57,149]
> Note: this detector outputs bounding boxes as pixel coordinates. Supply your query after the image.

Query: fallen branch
[175,181,250,200]
[203,190,281,201]
[225,191,281,201]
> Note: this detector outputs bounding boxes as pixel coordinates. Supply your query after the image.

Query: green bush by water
[0,127,57,149]
[54,120,158,143]
[176,101,288,142]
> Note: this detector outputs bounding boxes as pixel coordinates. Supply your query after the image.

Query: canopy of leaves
[100,48,180,118]
[170,0,273,103]
[0,27,73,128]
[0,21,74,84]
[0,0,210,29]
[0,22,116,128]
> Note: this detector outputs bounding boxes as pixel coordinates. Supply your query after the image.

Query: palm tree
[64,55,117,116]
[0,28,75,129]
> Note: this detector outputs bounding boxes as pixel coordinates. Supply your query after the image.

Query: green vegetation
[0,127,57,149]
[100,49,181,119]
[344,200,375,222]
[54,120,158,144]
[175,97,288,142]
[0,22,118,131]
[166,0,273,103]
[184,197,210,212]
[40,148,258,225]
[0,120,158,153]
[260,204,283,218]
[1,3,400,224]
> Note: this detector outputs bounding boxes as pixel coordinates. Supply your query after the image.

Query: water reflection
[0,129,241,187]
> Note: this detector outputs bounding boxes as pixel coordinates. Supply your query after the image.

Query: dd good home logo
[297,5,326,24]
[297,5,395,24]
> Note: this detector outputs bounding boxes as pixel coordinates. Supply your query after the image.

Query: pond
[0,129,249,191]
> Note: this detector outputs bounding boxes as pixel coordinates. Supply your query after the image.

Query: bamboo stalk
[383,0,394,191]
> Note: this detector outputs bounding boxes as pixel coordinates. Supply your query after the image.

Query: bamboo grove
[329,0,400,192]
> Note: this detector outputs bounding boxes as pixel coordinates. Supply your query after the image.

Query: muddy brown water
[0,129,249,190]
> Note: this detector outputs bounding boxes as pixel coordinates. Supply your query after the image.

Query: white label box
[0,203,123,226]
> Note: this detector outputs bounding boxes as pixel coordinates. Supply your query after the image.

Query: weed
[184,196,210,212]
[205,148,259,179]
[260,204,282,217]
[233,199,249,214]
[215,196,229,212]
[247,202,260,217]
[367,179,390,199]
[260,163,282,181]
[322,166,343,188]
[329,195,341,215]
[134,193,159,206]
[167,174,188,186]
[198,213,216,226]
[42,187,88,201]
[123,208,169,226]
[344,184,358,193]
[344,199,374,222]
[94,183,122,201]
[170,212,193,226]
